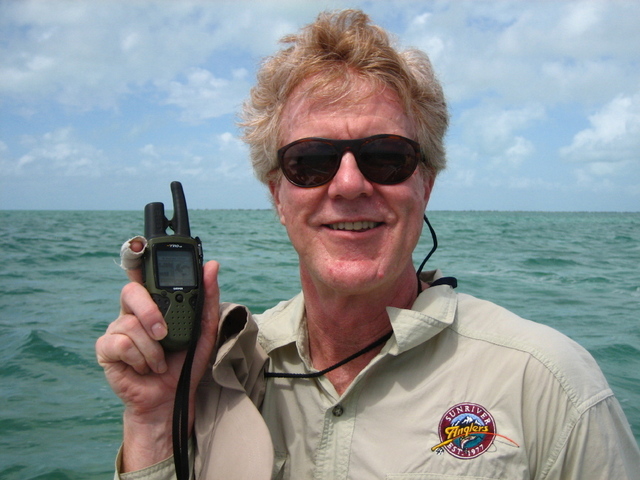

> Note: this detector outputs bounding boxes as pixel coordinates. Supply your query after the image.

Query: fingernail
[152,322,167,341]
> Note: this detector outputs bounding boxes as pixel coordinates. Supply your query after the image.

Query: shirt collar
[256,292,306,355]
[256,269,457,356]
[386,276,457,354]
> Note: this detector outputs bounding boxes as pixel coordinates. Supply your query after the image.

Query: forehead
[279,78,414,144]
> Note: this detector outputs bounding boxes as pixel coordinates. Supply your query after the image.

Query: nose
[327,151,374,199]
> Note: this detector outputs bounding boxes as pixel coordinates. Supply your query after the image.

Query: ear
[269,179,286,226]
[421,170,436,206]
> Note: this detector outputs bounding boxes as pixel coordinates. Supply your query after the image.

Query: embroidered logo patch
[432,402,496,459]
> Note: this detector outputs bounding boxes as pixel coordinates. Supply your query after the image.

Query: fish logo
[432,402,507,459]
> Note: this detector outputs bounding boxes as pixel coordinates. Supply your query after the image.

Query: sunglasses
[277,134,422,188]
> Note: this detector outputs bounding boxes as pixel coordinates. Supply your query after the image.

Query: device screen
[156,248,196,288]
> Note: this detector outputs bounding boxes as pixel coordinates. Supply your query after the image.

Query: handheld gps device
[142,181,203,351]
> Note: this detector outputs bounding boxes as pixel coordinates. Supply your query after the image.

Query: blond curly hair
[239,9,448,185]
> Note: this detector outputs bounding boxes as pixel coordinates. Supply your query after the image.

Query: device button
[151,294,170,315]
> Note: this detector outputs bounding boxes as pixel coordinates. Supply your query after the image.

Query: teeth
[329,221,379,231]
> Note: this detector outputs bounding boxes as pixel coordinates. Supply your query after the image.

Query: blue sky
[1,0,639,211]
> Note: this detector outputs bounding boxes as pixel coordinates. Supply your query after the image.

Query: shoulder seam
[449,320,611,413]
[539,391,615,480]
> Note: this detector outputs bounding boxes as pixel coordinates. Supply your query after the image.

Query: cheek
[279,190,301,227]
[394,175,433,217]
[272,182,312,228]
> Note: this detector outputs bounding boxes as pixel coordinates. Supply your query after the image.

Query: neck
[301,265,419,394]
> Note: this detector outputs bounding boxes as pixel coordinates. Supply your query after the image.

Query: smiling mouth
[327,221,382,231]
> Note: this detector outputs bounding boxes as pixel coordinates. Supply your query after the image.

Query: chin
[314,260,390,292]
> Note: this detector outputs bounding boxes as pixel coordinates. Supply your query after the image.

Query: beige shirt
[117,273,640,479]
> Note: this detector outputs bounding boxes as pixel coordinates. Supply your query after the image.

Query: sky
[1,0,639,211]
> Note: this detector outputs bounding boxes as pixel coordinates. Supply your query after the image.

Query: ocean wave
[523,257,582,267]
[19,329,93,370]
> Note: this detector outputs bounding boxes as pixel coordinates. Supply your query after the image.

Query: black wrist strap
[173,339,196,480]
[173,291,204,480]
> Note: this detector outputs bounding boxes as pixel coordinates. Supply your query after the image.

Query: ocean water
[1,209,638,479]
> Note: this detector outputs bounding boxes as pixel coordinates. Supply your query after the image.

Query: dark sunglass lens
[359,137,418,184]
[281,141,339,187]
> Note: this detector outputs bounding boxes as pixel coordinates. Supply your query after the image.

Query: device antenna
[144,202,168,239]
[170,181,191,237]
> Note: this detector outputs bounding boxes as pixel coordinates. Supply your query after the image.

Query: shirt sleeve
[114,442,184,480]
[544,394,640,479]
[112,304,271,480]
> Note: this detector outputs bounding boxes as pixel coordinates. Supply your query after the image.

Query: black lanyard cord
[265,330,393,379]
[266,214,453,381]
[173,338,197,480]
[416,214,438,295]
[172,290,204,480]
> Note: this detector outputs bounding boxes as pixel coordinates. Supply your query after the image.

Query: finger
[191,261,221,378]
[125,239,145,284]
[120,282,168,343]
[126,267,143,284]
[103,313,168,375]
[97,328,152,376]
[120,236,146,284]
[130,239,145,253]
[201,260,221,330]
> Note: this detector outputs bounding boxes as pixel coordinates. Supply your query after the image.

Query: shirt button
[332,405,344,417]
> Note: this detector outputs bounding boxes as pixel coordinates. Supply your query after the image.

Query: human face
[270,81,434,298]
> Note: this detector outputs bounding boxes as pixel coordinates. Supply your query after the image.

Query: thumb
[192,260,221,379]
[201,260,221,333]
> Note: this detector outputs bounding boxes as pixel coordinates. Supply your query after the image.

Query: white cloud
[140,144,160,158]
[502,136,534,167]
[559,1,599,36]
[120,131,251,182]
[455,102,544,167]
[212,132,253,182]
[2,127,250,184]
[3,1,639,111]
[561,92,640,164]
[13,127,106,177]
[160,68,250,123]
[403,1,640,106]
[0,1,320,110]
[444,167,477,189]
[2,1,640,211]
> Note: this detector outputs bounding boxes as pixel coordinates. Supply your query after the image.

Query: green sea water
[1,210,638,479]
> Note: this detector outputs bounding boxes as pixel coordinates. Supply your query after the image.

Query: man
[97,9,639,479]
